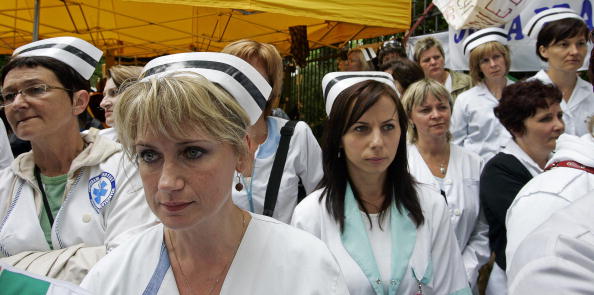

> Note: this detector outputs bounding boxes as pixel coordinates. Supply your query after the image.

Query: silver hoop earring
[234,172,244,191]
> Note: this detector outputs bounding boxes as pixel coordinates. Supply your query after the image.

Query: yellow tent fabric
[0,0,409,58]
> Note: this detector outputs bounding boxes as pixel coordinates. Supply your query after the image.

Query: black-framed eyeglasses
[1,84,72,108]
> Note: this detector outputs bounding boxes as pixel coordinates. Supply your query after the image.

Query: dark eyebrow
[3,79,46,90]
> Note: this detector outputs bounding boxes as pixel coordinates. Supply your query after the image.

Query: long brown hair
[319,80,424,231]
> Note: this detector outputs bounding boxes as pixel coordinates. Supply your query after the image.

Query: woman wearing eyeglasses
[0,37,156,283]
[98,65,142,141]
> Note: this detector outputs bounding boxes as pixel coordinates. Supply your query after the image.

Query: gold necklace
[168,210,247,295]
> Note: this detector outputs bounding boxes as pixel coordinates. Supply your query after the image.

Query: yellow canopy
[0,0,410,58]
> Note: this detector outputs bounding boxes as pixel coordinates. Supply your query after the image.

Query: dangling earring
[235,172,244,191]
[338,148,342,158]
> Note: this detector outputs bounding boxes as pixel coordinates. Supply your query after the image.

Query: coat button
[454,209,462,216]
[82,214,92,223]
[445,179,452,185]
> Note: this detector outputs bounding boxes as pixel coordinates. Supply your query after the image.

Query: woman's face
[418,47,445,80]
[135,128,244,230]
[2,66,86,142]
[100,78,118,127]
[342,95,401,179]
[346,51,364,71]
[410,92,451,140]
[479,50,507,81]
[515,102,565,156]
[540,34,588,73]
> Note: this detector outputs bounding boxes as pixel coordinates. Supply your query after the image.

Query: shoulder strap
[263,120,298,217]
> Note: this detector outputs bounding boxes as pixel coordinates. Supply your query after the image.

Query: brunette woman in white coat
[402,79,489,289]
[292,72,471,295]
[451,28,513,162]
[480,79,565,295]
[0,37,156,283]
[525,8,594,136]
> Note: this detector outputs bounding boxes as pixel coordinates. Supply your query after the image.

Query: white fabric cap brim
[463,28,508,55]
[523,8,583,40]
[13,36,102,80]
[141,52,272,125]
[322,71,396,116]
[361,48,377,61]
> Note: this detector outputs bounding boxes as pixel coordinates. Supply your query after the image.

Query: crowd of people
[0,6,593,295]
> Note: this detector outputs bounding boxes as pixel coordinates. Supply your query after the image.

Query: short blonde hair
[222,40,283,99]
[468,42,511,84]
[401,79,453,143]
[115,73,250,159]
[108,65,143,88]
[413,36,445,63]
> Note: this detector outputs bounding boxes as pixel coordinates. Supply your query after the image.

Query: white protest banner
[434,0,530,30]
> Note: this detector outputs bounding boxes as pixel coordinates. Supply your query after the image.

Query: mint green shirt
[38,174,67,249]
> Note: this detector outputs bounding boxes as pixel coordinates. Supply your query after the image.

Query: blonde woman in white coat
[293,72,471,295]
[402,79,489,289]
[451,28,513,162]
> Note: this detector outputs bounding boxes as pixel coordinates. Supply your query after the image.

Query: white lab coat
[81,213,349,295]
[505,133,594,269]
[232,116,323,223]
[0,129,157,280]
[531,70,594,136]
[97,127,117,142]
[407,144,489,286]
[451,81,513,162]
[292,185,471,295]
[0,122,13,170]
[507,190,594,294]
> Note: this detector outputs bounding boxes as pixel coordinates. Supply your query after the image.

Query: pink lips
[366,157,386,165]
[162,202,192,212]
[17,116,37,124]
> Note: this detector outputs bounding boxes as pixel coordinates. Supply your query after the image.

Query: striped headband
[321,71,397,116]
[463,27,509,55]
[523,7,583,40]
[13,37,102,80]
[360,47,377,61]
[141,52,272,125]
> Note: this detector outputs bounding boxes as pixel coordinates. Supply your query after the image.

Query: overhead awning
[0,0,411,58]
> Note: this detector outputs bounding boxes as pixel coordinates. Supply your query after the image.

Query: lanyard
[33,166,54,226]
[545,160,594,174]
[241,175,255,212]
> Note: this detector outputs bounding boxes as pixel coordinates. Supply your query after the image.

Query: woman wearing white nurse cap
[523,7,583,40]
[322,71,397,116]
[141,52,272,125]
[12,36,102,80]
[524,7,593,136]
[463,27,509,56]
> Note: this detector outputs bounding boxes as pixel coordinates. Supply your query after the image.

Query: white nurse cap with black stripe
[141,52,272,125]
[360,47,377,61]
[322,71,396,116]
[12,37,103,80]
[463,27,509,56]
[523,7,583,40]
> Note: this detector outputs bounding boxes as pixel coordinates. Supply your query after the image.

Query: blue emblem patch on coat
[88,172,116,212]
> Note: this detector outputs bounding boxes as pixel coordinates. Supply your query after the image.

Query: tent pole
[33,0,40,41]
